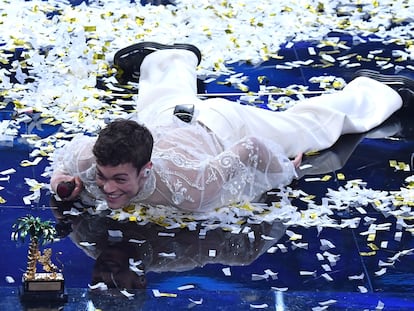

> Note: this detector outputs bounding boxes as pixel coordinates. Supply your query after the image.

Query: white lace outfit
[51,49,402,211]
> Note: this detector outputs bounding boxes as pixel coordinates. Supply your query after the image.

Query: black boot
[353,69,414,108]
[113,42,202,84]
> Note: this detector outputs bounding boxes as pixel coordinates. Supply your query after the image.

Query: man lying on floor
[50,42,414,212]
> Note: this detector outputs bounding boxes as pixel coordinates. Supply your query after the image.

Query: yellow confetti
[239,203,254,211]
[288,233,302,241]
[30,184,43,191]
[42,118,55,124]
[367,233,376,242]
[305,151,320,156]
[20,157,43,167]
[0,196,6,204]
[135,16,145,26]
[337,173,345,180]
[310,213,318,219]
[123,205,136,213]
[373,200,383,207]
[360,251,376,256]
[389,160,397,167]
[367,243,379,251]
[321,175,332,181]
[84,25,97,32]
[160,292,177,297]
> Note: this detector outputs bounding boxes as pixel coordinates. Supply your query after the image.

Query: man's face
[95,163,140,210]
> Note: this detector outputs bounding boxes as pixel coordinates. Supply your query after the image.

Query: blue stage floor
[1,1,414,310]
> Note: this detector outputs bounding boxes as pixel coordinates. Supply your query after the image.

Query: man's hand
[292,153,303,168]
[51,173,83,201]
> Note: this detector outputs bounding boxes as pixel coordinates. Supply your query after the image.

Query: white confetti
[189,298,203,305]
[248,231,255,241]
[129,239,146,244]
[348,273,364,280]
[271,287,288,292]
[321,54,336,63]
[358,286,368,293]
[266,246,278,254]
[277,244,288,253]
[308,47,316,56]
[250,303,269,309]
[158,232,175,237]
[316,253,325,261]
[88,282,108,291]
[107,230,123,238]
[208,249,217,257]
[394,231,402,242]
[291,241,308,250]
[375,268,387,276]
[158,252,176,258]
[319,299,337,306]
[178,284,195,291]
[222,267,231,276]
[0,169,16,175]
[79,241,96,247]
[304,177,322,182]
[5,276,15,284]
[129,258,144,275]
[321,273,334,282]
[299,164,313,170]
[320,239,335,250]
[120,289,135,299]
[252,273,269,281]
[264,269,278,280]
[63,208,84,216]
[260,235,275,241]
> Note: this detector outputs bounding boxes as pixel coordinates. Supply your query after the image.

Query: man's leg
[134,49,203,126]
[113,42,202,126]
[197,77,402,158]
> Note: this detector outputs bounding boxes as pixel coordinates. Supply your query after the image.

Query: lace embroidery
[132,169,157,202]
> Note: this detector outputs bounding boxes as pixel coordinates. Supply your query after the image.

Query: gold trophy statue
[12,215,67,303]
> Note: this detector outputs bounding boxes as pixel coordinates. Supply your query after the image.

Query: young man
[50,42,413,212]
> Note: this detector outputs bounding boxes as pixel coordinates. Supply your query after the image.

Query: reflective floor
[1,1,414,310]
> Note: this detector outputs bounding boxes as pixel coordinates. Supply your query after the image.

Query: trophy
[12,215,68,303]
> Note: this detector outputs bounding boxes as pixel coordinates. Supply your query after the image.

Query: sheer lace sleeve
[150,125,296,212]
[50,134,96,176]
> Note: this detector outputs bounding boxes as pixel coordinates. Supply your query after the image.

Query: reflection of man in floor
[51,198,286,290]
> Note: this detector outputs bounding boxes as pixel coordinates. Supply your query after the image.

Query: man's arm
[49,135,96,201]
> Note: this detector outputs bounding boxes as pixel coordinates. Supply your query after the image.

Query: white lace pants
[136,49,402,158]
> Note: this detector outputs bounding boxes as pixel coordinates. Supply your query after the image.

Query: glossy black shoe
[113,42,202,84]
[353,69,414,108]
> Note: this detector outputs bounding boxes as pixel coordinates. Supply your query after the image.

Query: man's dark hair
[93,119,154,171]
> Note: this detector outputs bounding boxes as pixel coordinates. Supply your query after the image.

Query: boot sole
[353,69,414,90]
[114,41,202,67]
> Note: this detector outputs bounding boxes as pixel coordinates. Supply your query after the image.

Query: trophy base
[20,273,68,303]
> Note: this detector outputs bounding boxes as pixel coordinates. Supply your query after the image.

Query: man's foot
[353,69,414,108]
[113,42,202,84]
